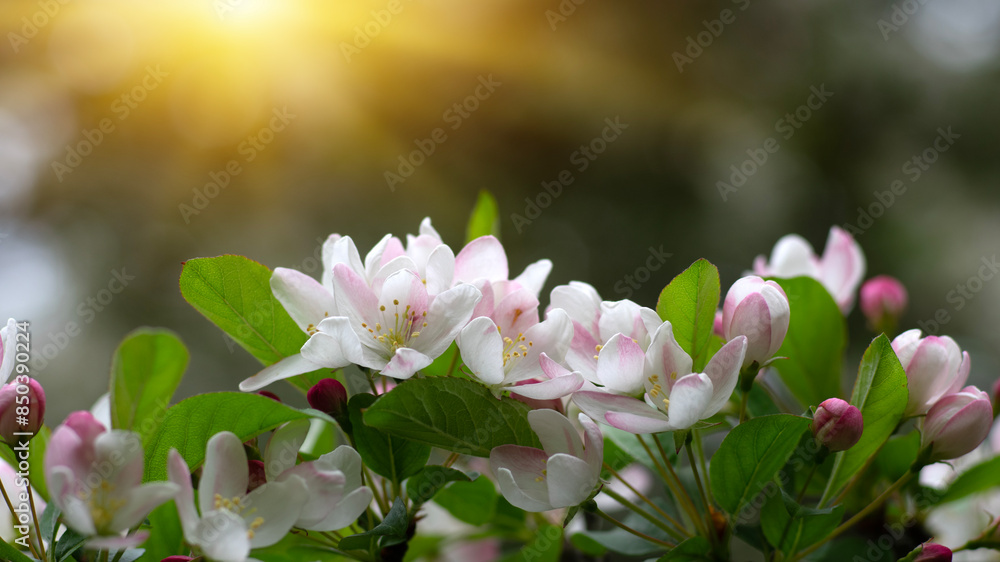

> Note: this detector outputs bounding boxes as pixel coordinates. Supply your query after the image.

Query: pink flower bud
[892,330,970,417]
[993,377,1000,417]
[712,310,724,337]
[860,275,908,335]
[722,276,790,368]
[914,543,952,562]
[811,398,863,452]
[921,386,993,462]
[0,377,45,444]
[161,557,196,562]
[307,378,348,420]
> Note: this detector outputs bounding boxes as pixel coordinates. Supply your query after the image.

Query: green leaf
[466,189,501,242]
[40,503,59,546]
[935,455,1000,505]
[760,490,844,556]
[769,277,847,407]
[109,328,189,439]
[821,335,907,505]
[709,414,812,516]
[139,502,185,561]
[349,394,431,482]
[339,498,409,551]
[0,538,33,562]
[54,528,86,562]
[571,533,608,557]
[406,466,473,505]
[143,392,333,482]
[433,475,498,526]
[873,432,920,483]
[657,536,712,561]
[362,377,541,457]
[179,255,311,390]
[656,259,720,372]
[499,525,563,562]
[252,534,353,561]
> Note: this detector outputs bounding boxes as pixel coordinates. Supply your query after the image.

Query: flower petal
[701,336,746,417]
[546,454,596,508]
[167,449,199,539]
[323,235,363,292]
[364,233,395,281]
[275,462,346,529]
[424,244,456,295]
[244,476,309,548]
[301,317,365,368]
[496,467,551,512]
[240,353,320,392]
[380,347,433,379]
[818,226,866,312]
[578,414,604,473]
[491,446,551,511]
[574,391,673,434]
[315,445,365,490]
[528,409,584,458]
[86,531,149,551]
[193,509,251,562]
[311,485,374,532]
[270,268,337,333]
[768,234,821,278]
[457,317,506,386]
[111,481,180,532]
[508,373,583,400]
[455,235,508,283]
[199,432,249,516]
[549,282,601,336]
[513,259,553,298]
[332,263,380,334]
[644,322,693,394]
[0,318,16,384]
[411,283,482,358]
[493,287,541,337]
[665,373,714,430]
[264,419,311,480]
[596,333,646,396]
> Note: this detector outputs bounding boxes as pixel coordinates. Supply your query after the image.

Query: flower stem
[593,507,676,548]
[795,471,914,560]
[636,435,706,537]
[684,438,716,539]
[443,452,459,468]
[363,465,390,515]
[693,431,715,506]
[603,462,690,537]
[0,478,41,560]
[602,486,688,541]
[445,349,460,377]
[26,484,45,562]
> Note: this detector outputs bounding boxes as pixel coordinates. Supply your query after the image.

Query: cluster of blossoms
[2,220,995,562]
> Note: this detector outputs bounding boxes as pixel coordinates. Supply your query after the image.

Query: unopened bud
[914,543,952,562]
[0,377,45,443]
[308,378,349,421]
[812,398,863,452]
[247,460,267,493]
[257,390,281,402]
[860,275,908,336]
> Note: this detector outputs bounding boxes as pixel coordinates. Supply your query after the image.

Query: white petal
[309,485,373,531]
[546,454,596,508]
[507,373,583,400]
[0,318,16,384]
[275,462,346,529]
[315,446,365,490]
[700,336,746,417]
[528,409,584,458]
[301,317,365,368]
[596,333,646,395]
[111,481,180,532]
[380,347,433,379]
[513,259,553,297]
[378,269,429,319]
[496,467,552,512]
[270,268,337,332]
[332,264,380,337]
[549,282,601,336]
[323,235,363,292]
[240,353,320,392]
[457,317,506,386]
[264,419,311,480]
[244,476,309,548]
[167,449,199,539]
[364,234,395,282]
[193,510,251,562]
[412,283,482,358]
[199,432,249,516]
[665,374,714,430]
[419,217,441,239]
[768,234,821,278]
[644,322,693,392]
[424,244,456,295]
[506,309,572,384]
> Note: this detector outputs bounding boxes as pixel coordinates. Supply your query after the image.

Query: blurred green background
[1,0,998,423]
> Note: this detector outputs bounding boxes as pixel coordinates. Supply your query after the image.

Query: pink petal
[528,409,584,458]
[596,333,646,395]
[508,373,583,400]
[270,268,337,333]
[665,373,714,430]
[455,235,509,283]
[380,347,433,379]
[701,336,746,417]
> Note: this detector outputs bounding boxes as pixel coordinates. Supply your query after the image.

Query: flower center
[77,480,126,532]
[646,373,676,414]
[361,300,427,357]
[500,328,533,374]
[214,494,265,539]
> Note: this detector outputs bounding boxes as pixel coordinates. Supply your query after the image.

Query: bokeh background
[2,0,999,423]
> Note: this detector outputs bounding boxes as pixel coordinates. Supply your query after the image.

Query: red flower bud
[307,378,348,419]
[0,377,45,444]
[812,398,863,452]
[257,390,281,402]
[247,459,267,493]
[914,543,952,562]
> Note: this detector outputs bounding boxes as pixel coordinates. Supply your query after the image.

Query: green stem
[795,471,914,560]
[445,349,460,377]
[603,462,690,537]
[0,478,41,561]
[593,507,676,548]
[26,485,45,562]
[602,487,687,541]
[637,435,705,537]
[694,431,714,506]
[685,438,715,539]
[774,464,820,557]
[363,466,390,515]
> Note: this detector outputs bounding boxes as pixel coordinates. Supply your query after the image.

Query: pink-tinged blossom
[0,377,45,443]
[921,386,993,462]
[261,420,373,532]
[242,266,481,390]
[45,411,178,549]
[892,330,970,417]
[453,235,552,299]
[457,295,580,399]
[753,226,866,313]
[721,276,790,368]
[167,432,309,562]
[549,283,662,390]
[573,324,748,434]
[0,318,17,385]
[811,398,863,452]
[490,410,603,512]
